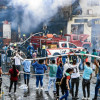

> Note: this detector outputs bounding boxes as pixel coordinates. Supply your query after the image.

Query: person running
[92,60,100,100]
[82,62,93,100]
[22,56,31,86]
[60,68,74,100]
[5,65,20,94]
[71,59,80,99]
[32,59,47,90]
[56,58,64,100]
[45,58,57,93]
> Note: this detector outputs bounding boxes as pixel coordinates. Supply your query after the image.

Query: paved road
[1,64,100,100]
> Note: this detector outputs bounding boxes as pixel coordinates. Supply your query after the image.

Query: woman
[32,59,47,90]
[60,68,74,100]
[6,65,20,94]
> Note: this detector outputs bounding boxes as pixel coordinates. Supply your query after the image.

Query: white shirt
[14,56,22,65]
[63,63,71,75]
[71,63,80,78]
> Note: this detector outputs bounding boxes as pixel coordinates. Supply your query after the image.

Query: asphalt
[1,64,100,100]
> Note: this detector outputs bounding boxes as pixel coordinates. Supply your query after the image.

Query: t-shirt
[83,65,93,80]
[9,68,19,81]
[63,63,71,75]
[7,50,12,57]
[66,73,71,80]
[22,60,31,72]
[14,56,21,65]
[32,61,47,74]
[71,63,80,78]
[48,64,57,77]
[91,52,98,61]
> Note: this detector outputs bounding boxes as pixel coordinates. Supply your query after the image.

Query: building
[67,0,100,49]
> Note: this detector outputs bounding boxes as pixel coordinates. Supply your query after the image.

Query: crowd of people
[0,45,100,100]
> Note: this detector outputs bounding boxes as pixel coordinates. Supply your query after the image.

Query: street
[1,65,100,100]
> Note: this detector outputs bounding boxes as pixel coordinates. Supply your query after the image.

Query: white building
[3,21,11,39]
[67,0,100,49]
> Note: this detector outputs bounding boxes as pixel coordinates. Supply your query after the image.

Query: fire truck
[30,33,90,56]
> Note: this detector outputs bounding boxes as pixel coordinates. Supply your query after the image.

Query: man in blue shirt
[22,56,31,86]
[82,62,93,100]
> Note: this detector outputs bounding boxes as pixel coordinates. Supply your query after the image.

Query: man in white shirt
[70,59,80,99]
[13,53,23,80]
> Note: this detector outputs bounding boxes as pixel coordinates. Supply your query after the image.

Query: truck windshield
[69,43,77,48]
[61,43,67,48]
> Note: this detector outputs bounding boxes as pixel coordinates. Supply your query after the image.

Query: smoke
[8,0,73,33]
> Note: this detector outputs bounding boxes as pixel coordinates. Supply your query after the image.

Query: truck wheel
[53,53,60,56]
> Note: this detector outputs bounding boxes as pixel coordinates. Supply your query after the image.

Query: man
[27,43,34,58]
[82,62,93,100]
[13,53,22,80]
[71,59,80,99]
[92,60,100,100]
[22,56,31,86]
[80,49,86,70]
[45,59,57,93]
[7,47,12,67]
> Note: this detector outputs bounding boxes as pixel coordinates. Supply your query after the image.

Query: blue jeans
[36,75,43,87]
[79,59,84,70]
[60,90,69,100]
[47,77,56,92]
[24,73,30,79]
[95,80,100,97]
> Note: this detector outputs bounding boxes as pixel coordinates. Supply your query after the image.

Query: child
[82,62,93,100]
[60,68,74,100]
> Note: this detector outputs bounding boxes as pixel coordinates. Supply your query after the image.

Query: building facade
[67,0,100,49]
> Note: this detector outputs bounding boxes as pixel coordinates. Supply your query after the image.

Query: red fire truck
[30,33,91,56]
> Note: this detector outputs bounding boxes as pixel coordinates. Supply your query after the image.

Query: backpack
[60,73,70,90]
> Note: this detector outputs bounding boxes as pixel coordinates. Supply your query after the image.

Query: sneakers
[87,97,90,100]
[14,92,16,95]
[8,92,12,95]
[75,96,79,99]
[40,87,43,90]
[36,87,39,90]
[82,97,87,100]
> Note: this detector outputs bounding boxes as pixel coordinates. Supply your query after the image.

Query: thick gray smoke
[9,0,73,33]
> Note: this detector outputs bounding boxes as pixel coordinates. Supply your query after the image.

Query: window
[71,24,84,34]
[75,19,88,23]
[69,43,77,48]
[88,0,100,6]
[61,43,67,48]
